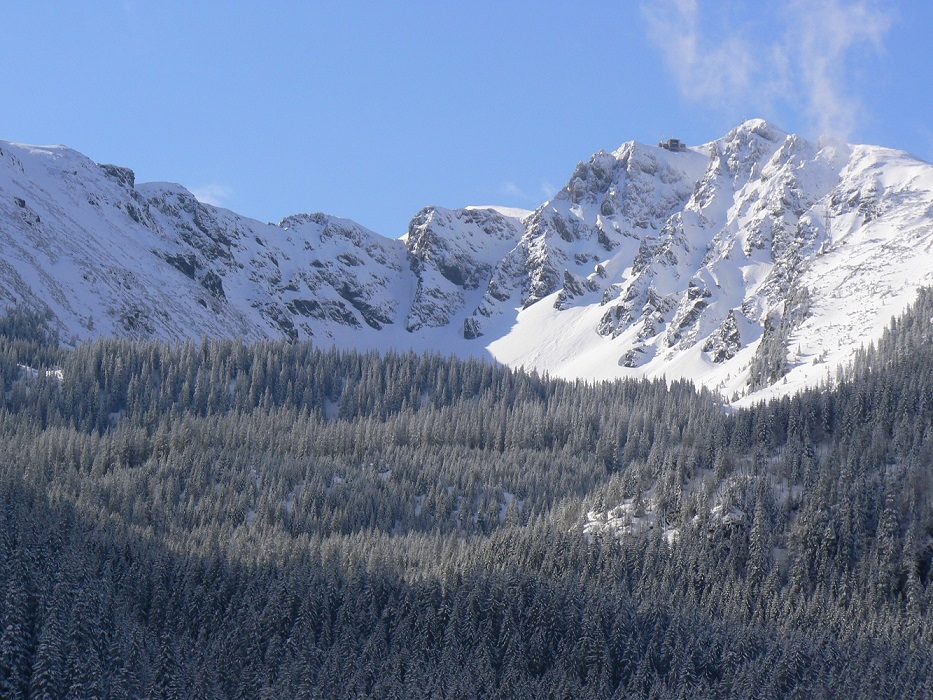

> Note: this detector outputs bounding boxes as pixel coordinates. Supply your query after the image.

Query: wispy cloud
[642,0,755,109]
[788,0,891,139]
[641,0,893,140]
[500,181,530,201]
[499,180,559,206]
[191,183,232,207]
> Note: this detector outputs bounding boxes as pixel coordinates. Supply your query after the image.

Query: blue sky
[1,1,929,236]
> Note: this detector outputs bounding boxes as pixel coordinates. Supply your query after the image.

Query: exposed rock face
[404,206,523,332]
[2,119,932,401]
[703,310,742,363]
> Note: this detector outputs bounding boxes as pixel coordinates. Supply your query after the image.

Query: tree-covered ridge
[1,332,720,545]
[0,290,931,698]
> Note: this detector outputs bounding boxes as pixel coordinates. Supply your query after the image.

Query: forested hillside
[0,290,931,698]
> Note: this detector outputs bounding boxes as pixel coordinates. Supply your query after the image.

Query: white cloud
[499,180,560,206]
[540,181,558,200]
[787,0,892,140]
[642,0,755,109]
[191,183,232,207]
[500,181,529,201]
[641,0,893,140]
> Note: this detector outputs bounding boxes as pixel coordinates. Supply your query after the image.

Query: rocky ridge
[1,120,931,401]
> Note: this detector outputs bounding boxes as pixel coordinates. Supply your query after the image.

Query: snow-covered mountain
[2,119,931,401]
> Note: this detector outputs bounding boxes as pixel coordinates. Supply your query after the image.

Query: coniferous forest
[0,290,931,698]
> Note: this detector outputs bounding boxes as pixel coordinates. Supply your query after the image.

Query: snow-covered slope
[482,120,933,402]
[0,142,474,353]
[1,120,931,402]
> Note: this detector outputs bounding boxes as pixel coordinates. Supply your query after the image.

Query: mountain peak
[725,118,787,143]
[1,123,931,403]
